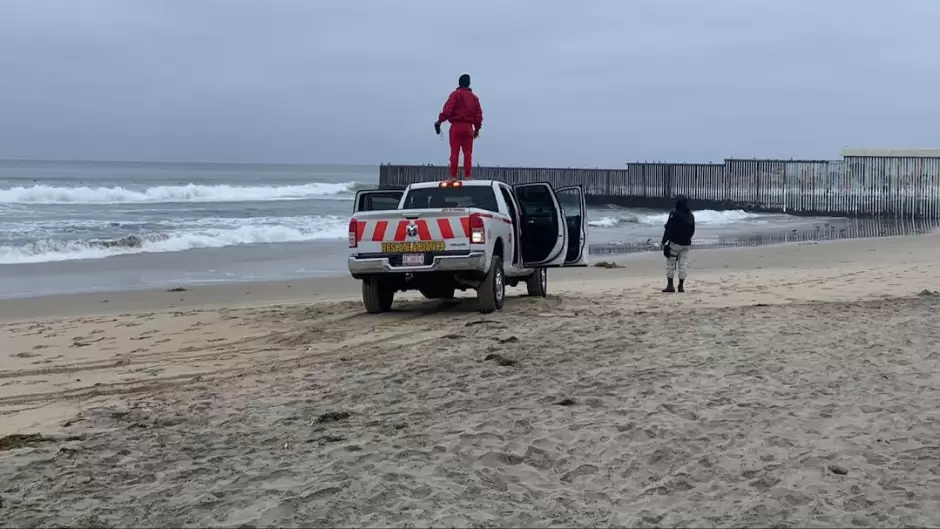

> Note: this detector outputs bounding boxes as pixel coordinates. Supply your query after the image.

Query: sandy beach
[2,235,940,527]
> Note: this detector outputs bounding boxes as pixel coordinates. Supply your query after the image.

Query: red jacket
[438,87,483,130]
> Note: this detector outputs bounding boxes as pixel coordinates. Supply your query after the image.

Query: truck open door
[512,183,568,268]
[353,190,404,213]
[556,185,588,266]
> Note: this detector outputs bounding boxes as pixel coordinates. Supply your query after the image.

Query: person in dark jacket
[434,73,483,179]
[661,195,695,292]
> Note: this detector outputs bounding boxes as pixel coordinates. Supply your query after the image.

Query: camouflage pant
[666,242,690,280]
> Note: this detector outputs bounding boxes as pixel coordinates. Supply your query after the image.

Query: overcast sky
[1,0,938,167]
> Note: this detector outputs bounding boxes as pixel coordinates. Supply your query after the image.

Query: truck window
[402,186,499,212]
[515,185,556,216]
[499,187,518,221]
[557,188,580,218]
[357,192,403,212]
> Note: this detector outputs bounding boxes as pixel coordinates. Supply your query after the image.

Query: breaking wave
[0,216,348,264]
[588,214,640,228]
[588,209,760,228]
[0,182,360,204]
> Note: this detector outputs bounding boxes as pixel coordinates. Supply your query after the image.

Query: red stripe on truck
[437,218,454,239]
[393,220,408,241]
[371,220,388,241]
[355,221,366,243]
[460,217,471,237]
[475,212,513,224]
[416,220,432,241]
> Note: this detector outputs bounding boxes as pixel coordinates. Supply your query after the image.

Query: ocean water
[0,160,366,264]
[0,160,885,299]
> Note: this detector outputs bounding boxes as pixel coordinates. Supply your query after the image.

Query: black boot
[677,279,685,293]
[662,278,675,293]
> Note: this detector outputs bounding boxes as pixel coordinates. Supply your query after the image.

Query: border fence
[378,149,940,219]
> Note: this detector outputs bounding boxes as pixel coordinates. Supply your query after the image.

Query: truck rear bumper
[348,252,487,276]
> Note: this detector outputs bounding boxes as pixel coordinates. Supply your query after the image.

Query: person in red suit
[435,73,483,179]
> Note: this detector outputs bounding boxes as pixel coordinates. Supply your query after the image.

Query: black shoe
[662,279,675,293]
[677,280,685,293]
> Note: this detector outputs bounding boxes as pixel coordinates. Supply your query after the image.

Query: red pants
[449,122,475,179]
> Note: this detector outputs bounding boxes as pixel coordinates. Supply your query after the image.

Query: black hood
[674,195,690,212]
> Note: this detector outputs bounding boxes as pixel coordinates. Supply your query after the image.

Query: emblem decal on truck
[406,223,418,238]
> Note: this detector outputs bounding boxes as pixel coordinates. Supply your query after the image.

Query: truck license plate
[381,241,445,253]
[402,253,424,266]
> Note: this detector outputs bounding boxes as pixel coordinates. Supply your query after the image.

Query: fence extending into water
[379,152,940,218]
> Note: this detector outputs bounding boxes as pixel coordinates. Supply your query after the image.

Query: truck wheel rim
[495,268,504,303]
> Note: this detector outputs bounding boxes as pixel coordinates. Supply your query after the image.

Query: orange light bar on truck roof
[439,180,463,188]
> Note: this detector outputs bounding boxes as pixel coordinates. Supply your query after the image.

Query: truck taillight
[469,213,485,244]
[348,218,358,248]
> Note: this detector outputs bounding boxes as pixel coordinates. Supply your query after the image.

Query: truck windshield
[402,186,498,212]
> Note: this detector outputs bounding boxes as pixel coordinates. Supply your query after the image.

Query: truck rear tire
[477,255,505,314]
[526,267,548,297]
[362,277,394,314]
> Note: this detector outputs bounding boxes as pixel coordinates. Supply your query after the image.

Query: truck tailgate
[352,208,473,254]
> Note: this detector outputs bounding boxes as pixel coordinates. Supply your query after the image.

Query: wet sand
[2,235,940,527]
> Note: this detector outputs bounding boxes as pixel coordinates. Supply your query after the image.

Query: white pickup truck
[348,179,588,314]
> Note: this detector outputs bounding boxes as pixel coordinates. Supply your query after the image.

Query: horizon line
[0,157,378,167]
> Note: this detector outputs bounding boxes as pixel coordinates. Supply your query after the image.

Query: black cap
[458,74,471,88]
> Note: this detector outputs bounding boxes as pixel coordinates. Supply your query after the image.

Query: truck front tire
[526,268,548,297]
[477,255,505,314]
[362,277,395,313]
